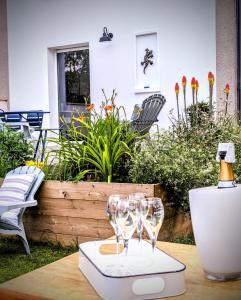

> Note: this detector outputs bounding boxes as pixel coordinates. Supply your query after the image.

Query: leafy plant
[0,125,33,178]
[46,91,140,182]
[186,101,212,127]
[129,110,241,211]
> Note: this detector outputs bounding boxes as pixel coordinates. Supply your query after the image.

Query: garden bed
[21,181,192,246]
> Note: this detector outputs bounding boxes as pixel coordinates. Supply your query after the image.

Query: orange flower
[224,83,230,95]
[182,76,187,87]
[191,77,196,89]
[86,104,94,111]
[208,72,215,86]
[104,105,113,111]
[175,83,179,95]
[195,80,199,91]
[78,114,86,122]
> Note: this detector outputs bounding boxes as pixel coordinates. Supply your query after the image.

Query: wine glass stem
[152,237,157,253]
[116,234,120,255]
[137,229,141,242]
[124,239,129,256]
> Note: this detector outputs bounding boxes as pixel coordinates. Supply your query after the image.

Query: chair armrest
[0,200,37,214]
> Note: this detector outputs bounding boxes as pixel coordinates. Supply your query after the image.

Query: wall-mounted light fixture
[99,27,113,42]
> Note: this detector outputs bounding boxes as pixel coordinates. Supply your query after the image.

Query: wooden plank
[24,222,113,238]
[25,230,100,247]
[37,202,107,220]
[0,288,51,300]
[38,181,156,199]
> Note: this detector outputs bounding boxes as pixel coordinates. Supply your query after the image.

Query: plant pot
[189,185,241,281]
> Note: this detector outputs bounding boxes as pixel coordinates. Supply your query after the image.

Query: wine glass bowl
[116,198,138,255]
[106,194,126,252]
[128,193,147,241]
[141,197,164,251]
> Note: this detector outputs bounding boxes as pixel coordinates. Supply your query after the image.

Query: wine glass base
[204,270,241,281]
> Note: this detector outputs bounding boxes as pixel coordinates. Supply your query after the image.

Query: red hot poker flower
[191,77,196,89]
[175,83,179,95]
[208,72,215,86]
[224,83,230,95]
[195,80,199,91]
[182,76,187,87]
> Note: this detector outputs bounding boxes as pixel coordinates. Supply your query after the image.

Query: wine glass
[106,194,125,254]
[128,193,147,242]
[140,197,164,252]
[116,198,138,255]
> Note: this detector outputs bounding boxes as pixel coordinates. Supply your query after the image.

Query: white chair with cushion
[0,166,45,254]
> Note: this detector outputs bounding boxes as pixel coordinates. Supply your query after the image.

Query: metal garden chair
[131,94,166,135]
[0,166,45,254]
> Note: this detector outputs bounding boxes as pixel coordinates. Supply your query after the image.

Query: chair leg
[18,229,30,255]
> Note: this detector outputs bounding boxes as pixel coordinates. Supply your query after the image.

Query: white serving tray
[79,239,186,300]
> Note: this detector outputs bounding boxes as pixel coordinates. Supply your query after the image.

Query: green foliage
[0,125,32,178]
[0,238,76,283]
[186,101,212,127]
[129,108,241,211]
[171,234,195,245]
[46,91,140,182]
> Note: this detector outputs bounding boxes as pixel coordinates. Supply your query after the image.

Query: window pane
[64,49,90,104]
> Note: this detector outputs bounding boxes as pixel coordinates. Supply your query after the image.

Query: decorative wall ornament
[135,31,160,93]
[141,48,153,74]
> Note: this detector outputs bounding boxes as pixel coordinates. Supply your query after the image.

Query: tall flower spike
[182,76,187,87]
[195,80,199,91]
[224,83,230,116]
[191,77,196,89]
[191,77,196,105]
[208,72,215,86]
[175,83,180,120]
[182,76,187,120]
[175,82,179,95]
[208,72,214,109]
[195,80,199,103]
[224,83,230,95]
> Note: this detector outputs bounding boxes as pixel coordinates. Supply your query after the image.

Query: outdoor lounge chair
[131,94,166,135]
[0,166,45,254]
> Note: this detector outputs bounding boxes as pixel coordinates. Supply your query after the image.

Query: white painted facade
[7,0,216,128]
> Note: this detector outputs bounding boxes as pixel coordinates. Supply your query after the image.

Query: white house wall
[7,0,216,128]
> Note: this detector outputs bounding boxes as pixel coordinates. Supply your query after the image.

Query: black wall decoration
[141,48,154,74]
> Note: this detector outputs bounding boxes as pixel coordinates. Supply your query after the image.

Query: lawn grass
[0,237,77,284]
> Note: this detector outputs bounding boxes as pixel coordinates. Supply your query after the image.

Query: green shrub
[129,109,241,211]
[0,126,33,178]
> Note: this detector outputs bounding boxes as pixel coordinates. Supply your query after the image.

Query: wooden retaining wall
[1,180,192,246]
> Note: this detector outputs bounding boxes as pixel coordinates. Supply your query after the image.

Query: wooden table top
[0,241,240,300]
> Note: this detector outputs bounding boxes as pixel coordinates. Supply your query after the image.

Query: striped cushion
[0,174,36,228]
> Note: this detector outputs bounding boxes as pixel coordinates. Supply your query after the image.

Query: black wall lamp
[99,27,113,42]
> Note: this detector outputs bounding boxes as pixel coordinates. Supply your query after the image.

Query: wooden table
[0,241,240,300]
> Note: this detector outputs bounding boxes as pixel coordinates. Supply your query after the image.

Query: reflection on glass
[106,194,124,254]
[116,198,138,255]
[128,193,147,242]
[141,197,164,251]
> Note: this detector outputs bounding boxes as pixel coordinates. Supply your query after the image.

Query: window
[57,47,90,118]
